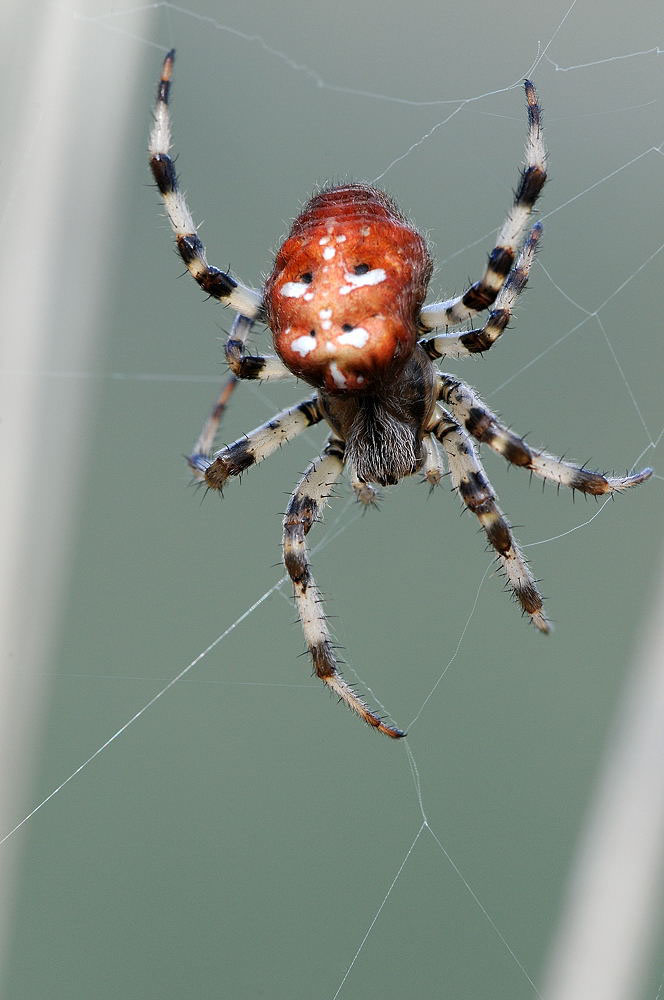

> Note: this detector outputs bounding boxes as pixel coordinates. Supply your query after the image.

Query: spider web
[1,1,663,997]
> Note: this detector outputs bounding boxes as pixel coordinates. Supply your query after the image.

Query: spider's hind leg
[284,438,405,739]
[432,407,551,633]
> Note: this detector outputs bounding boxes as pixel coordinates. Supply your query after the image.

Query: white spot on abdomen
[280,281,309,298]
[329,362,347,387]
[322,246,336,260]
[338,326,369,349]
[291,335,317,356]
[319,308,332,330]
[339,268,386,295]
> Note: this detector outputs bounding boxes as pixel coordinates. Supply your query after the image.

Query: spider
[149,51,652,740]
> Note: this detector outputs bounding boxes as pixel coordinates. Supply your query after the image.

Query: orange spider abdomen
[265,184,432,393]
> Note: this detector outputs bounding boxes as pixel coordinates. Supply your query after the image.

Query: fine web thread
[314,605,543,997]
[0,499,358,850]
[4,3,664,997]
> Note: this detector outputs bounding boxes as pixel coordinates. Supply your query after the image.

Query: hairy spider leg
[223,314,293,382]
[420,223,542,360]
[150,55,295,472]
[420,80,546,331]
[431,407,551,632]
[188,373,240,481]
[283,438,405,739]
[348,466,380,507]
[188,314,295,480]
[420,433,446,488]
[194,396,323,489]
[149,50,261,318]
[438,376,654,493]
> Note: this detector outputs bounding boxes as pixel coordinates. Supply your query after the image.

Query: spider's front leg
[284,439,405,739]
[150,53,298,476]
[149,51,261,318]
[431,407,551,633]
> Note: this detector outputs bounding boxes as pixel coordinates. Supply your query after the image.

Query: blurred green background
[2,0,662,997]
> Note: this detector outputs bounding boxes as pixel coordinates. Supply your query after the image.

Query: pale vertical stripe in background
[542,544,664,1000]
[0,2,149,970]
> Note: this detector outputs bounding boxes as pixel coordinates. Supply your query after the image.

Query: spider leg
[193,395,323,489]
[187,314,295,480]
[431,406,550,633]
[420,223,541,360]
[222,313,293,381]
[349,465,380,507]
[188,372,240,480]
[149,51,262,318]
[284,438,405,739]
[420,433,446,488]
[438,375,653,493]
[420,80,546,331]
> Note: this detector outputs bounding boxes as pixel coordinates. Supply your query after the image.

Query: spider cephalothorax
[150,51,652,739]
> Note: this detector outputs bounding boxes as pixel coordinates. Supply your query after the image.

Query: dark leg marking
[431,409,550,632]
[149,50,260,317]
[201,395,323,490]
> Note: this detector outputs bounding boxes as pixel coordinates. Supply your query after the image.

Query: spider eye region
[265,184,432,393]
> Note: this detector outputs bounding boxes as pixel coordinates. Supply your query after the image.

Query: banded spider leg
[150,50,293,470]
[192,395,322,488]
[420,80,546,331]
[283,438,404,739]
[430,407,551,632]
[200,413,404,737]
[420,222,542,361]
[438,376,653,494]
[187,314,296,479]
[430,378,652,632]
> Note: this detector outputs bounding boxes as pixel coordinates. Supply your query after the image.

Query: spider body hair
[318,351,438,486]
